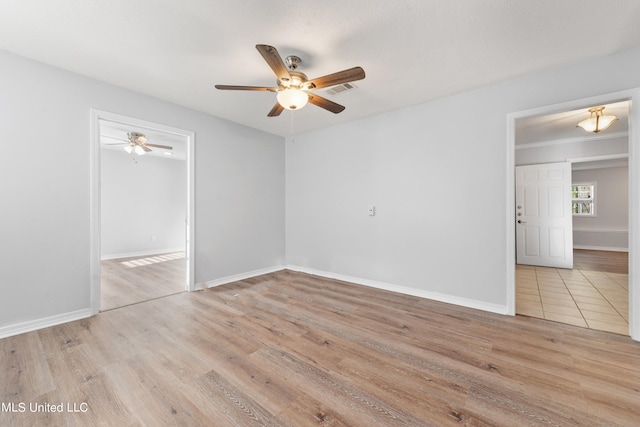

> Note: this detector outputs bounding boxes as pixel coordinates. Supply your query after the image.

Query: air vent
[325,82,358,96]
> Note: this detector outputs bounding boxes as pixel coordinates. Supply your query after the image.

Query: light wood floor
[100,252,186,311]
[2,270,640,426]
[516,249,629,335]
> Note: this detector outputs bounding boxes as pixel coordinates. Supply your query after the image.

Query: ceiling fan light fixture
[134,145,146,155]
[128,132,148,144]
[123,144,134,154]
[277,88,309,110]
[577,106,618,133]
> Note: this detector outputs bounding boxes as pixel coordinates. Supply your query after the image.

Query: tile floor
[516,264,629,335]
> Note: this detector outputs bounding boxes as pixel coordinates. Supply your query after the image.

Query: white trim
[199,266,286,290]
[506,109,517,316]
[0,309,92,340]
[90,109,196,316]
[101,247,185,261]
[573,245,628,252]
[515,130,627,150]
[567,153,629,163]
[286,265,509,315]
[507,88,640,342]
[89,109,101,314]
[572,160,628,171]
[628,91,640,341]
[572,227,628,233]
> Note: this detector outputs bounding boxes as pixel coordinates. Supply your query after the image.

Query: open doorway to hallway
[93,113,194,311]
[512,100,630,335]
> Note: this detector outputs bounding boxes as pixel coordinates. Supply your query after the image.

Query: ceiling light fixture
[123,143,146,155]
[215,46,365,116]
[276,88,309,110]
[577,106,617,133]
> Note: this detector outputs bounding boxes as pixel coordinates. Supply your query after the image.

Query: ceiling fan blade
[307,93,346,114]
[102,142,127,145]
[141,145,152,152]
[268,103,284,117]
[215,85,277,92]
[255,44,291,83]
[146,143,173,150]
[306,66,366,90]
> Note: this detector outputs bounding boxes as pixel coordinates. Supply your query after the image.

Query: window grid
[572,183,595,216]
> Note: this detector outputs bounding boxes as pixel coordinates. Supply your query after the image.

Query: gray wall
[3,44,640,333]
[573,166,628,250]
[0,50,285,330]
[285,46,640,311]
[101,149,187,258]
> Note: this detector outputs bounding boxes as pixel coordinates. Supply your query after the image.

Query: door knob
[518,220,526,224]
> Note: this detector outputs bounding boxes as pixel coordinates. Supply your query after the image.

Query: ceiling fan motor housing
[127,132,148,144]
[285,55,301,70]
[279,71,309,89]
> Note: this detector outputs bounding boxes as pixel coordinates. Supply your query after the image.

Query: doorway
[506,90,640,341]
[90,110,195,313]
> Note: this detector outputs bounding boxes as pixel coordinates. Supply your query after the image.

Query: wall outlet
[368,206,375,216]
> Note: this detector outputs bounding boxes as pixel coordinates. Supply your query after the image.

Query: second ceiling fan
[103,132,173,156]
[215,44,365,117]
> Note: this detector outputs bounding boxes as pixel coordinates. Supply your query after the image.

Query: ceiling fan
[215,44,365,117]
[103,132,173,156]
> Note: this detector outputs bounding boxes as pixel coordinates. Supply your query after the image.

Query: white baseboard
[285,265,509,315]
[197,265,286,290]
[574,245,628,252]
[0,308,93,340]
[101,247,185,260]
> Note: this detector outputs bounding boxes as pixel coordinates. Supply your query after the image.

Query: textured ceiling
[2,1,640,137]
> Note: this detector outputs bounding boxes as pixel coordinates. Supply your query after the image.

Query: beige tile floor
[516,265,629,335]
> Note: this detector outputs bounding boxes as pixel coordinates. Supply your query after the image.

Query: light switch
[368,206,375,216]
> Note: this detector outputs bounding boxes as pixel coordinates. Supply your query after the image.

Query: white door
[516,162,573,268]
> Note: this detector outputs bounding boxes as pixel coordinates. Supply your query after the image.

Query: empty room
[1,1,640,426]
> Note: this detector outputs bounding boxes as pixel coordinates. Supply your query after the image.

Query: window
[572,183,595,216]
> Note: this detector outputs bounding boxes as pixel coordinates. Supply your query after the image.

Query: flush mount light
[276,88,309,110]
[577,106,618,133]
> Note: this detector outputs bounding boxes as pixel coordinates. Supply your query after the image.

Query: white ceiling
[2,1,640,137]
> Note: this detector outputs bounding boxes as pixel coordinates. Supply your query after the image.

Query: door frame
[506,88,640,341]
[89,109,196,314]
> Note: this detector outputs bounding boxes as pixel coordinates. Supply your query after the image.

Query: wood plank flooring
[2,270,640,426]
[100,252,186,311]
[573,249,628,274]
